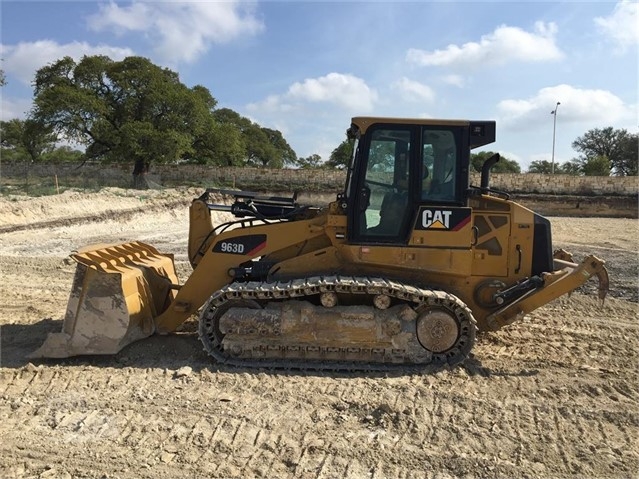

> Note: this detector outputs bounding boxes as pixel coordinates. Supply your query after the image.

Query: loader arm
[154,216,329,333]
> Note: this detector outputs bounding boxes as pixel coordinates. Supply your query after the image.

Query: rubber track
[198,276,477,372]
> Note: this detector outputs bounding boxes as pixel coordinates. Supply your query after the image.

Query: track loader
[32,117,609,369]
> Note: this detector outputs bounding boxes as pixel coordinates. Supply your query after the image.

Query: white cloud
[289,73,378,111]
[87,1,264,64]
[245,73,378,162]
[441,74,465,88]
[248,94,298,114]
[406,21,563,69]
[392,77,435,103]
[472,148,530,170]
[248,73,378,113]
[497,84,634,127]
[0,40,134,85]
[89,1,150,33]
[0,97,33,120]
[594,1,639,51]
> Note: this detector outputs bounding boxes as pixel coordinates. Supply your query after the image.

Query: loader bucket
[30,241,178,358]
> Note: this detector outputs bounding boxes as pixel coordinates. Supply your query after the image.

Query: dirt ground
[0,188,637,479]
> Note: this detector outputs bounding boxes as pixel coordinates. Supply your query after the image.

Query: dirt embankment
[0,188,637,479]
[512,194,638,218]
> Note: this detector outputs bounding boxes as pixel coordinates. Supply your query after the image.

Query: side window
[360,128,411,238]
[422,129,458,202]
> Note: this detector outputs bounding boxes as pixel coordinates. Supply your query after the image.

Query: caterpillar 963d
[32,117,609,370]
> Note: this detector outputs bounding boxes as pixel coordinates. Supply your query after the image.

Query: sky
[1,0,637,170]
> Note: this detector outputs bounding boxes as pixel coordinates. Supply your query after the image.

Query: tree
[297,154,323,169]
[0,118,57,162]
[559,160,582,176]
[581,155,612,176]
[32,55,218,187]
[617,133,639,176]
[243,124,279,167]
[262,127,297,167]
[470,151,521,173]
[527,160,554,174]
[42,145,85,163]
[325,139,353,169]
[572,127,638,176]
[211,108,296,168]
[190,117,245,166]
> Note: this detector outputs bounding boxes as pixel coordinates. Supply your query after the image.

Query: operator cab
[345,117,495,244]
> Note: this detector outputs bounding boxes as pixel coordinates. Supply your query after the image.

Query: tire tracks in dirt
[1,192,637,478]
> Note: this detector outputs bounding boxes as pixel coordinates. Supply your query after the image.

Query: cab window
[421,129,458,202]
[359,128,411,239]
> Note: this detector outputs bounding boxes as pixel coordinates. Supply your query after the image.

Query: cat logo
[416,207,471,231]
[422,210,452,229]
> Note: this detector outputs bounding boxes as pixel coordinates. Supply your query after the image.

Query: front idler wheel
[199,298,261,361]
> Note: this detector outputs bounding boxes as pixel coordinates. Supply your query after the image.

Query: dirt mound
[514,193,638,218]
[0,187,202,232]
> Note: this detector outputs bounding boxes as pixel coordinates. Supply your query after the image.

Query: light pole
[550,102,560,174]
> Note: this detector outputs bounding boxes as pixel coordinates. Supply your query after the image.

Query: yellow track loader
[31,117,609,369]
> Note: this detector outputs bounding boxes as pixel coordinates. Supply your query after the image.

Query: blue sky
[1,1,637,170]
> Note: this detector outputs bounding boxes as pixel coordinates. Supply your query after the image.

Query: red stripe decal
[452,215,471,231]
[247,241,267,256]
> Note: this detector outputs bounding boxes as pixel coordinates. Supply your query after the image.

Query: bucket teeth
[30,241,178,358]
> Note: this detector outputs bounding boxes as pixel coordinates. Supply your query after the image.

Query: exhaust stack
[480,153,500,191]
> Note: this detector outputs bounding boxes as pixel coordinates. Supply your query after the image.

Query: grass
[1,177,118,197]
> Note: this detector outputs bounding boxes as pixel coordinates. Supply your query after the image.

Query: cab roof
[350,117,496,149]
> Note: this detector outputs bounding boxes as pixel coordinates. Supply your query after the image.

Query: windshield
[421,129,458,202]
[361,127,411,237]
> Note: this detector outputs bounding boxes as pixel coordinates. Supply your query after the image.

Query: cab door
[407,127,474,276]
[346,123,474,276]
[349,124,415,245]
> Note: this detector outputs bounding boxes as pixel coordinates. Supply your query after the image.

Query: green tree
[470,151,521,173]
[0,118,57,162]
[559,160,582,176]
[617,133,639,176]
[190,117,245,166]
[212,108,296,168]
[572,127,638,176]
[581,155,612,176]
[262,127,297,167]
[244,124,278,167]
[527,160,554,174]
[42,145,85,163]
[325,139,353,169]
[297,154,323,169]
[32,55,218,187]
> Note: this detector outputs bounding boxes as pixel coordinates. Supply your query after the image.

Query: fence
[1,161,638,196]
